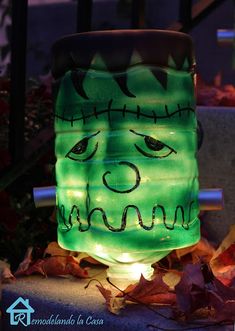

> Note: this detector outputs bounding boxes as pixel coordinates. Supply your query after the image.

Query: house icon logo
[6,297,35,326]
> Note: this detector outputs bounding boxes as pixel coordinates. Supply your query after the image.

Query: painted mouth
[57,201,195,233]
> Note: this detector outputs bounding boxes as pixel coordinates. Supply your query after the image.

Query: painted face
[53,31,200,278]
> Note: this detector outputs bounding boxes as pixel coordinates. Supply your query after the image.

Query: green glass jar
[52,30,200,280]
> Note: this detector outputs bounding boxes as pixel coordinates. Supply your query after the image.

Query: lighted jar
[52,30,200,280]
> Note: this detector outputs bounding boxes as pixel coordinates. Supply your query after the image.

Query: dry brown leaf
[44,242,70,257]
[210,226,235,282]
[43,243,102,265]
[175,263,207,314]
[15,256,88,278]
[120,274,176,305]
[175,237,215,263]
[0,261,15,283]
[212,225,235,261]
[206,278,235,321]
[96,285,125,314]
[14,247,33,276]
[214,265,235,286]
[72,253,102,265]
[80,255,103,265]
[163,270,182,289]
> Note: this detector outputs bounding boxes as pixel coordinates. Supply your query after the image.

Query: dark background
[25,0,235,84]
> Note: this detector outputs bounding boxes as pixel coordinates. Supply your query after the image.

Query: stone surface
[197,107,235,243]
[1,269,233,331]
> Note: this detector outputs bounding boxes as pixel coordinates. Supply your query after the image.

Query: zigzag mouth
[57,201,195,233]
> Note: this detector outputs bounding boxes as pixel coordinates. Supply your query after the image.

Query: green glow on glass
[54,49,200,279]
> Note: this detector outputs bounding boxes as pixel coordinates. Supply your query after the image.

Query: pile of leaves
[93,226,235,327]
[197,74,235,107]
[1,226,235,328]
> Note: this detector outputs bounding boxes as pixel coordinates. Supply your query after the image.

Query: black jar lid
[51,29,195,81]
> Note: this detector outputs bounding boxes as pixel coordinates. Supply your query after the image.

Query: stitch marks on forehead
[54,99,195,126]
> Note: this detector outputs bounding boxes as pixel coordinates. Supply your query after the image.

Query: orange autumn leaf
[212,225,235,261]
[44,241,70,257]
[210,252,235,285]
[77,253,103,265]
[175,237,215,263]
[210,226,235,283]
[213,244,235,267]
[15,256,88,278]
[44,256,89,278]
[43,242,102,265]
[81,256,103,265]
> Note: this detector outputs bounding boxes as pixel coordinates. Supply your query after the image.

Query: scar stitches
[55,99,195,126]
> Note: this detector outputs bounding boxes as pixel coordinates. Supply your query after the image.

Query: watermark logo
[6,297,35,327]
[6,298,104,327]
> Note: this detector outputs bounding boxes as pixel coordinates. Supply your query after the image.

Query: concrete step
[1,269,233,331]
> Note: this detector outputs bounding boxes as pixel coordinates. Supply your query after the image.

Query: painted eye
[144,136,165,151]
[70,138,88,154]
[65,131,100,162]
[130,129,177,159]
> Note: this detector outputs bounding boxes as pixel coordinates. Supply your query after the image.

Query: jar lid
[51,29,195,82]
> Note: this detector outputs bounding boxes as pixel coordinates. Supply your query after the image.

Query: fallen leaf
[175,263,207,314]
[212,225,235,261]
[96,285,125,314]
[14,247,33,276]
[0,260,15,283]
[175,237,215,263]
[43,242,102,265]
[15,256,88,278]
[210,227,235,283]
[215,244,235,266]
[120,274,176,305]
[64,256,89,278]
[162,270,182,289]
[44,242,70,257]
[80,255,103,265]
[208,277,235,301]
[206,278,235,321]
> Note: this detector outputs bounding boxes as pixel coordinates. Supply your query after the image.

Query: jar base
[107,262,154,280]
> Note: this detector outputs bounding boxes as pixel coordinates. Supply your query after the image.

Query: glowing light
[95,244,104,253]
[67,190,84,198]
[130,263,153,279]
[54,30,200,280]
[118,253,133,263]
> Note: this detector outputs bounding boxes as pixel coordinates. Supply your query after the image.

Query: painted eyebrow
[129,129,177,153]
[71,130,100,142]
[129,129,147,138]
[85,130,101,139]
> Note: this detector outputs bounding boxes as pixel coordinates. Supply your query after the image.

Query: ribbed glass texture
[54,49,200,271]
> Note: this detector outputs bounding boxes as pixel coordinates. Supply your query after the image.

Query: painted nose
[102,161,140,193]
